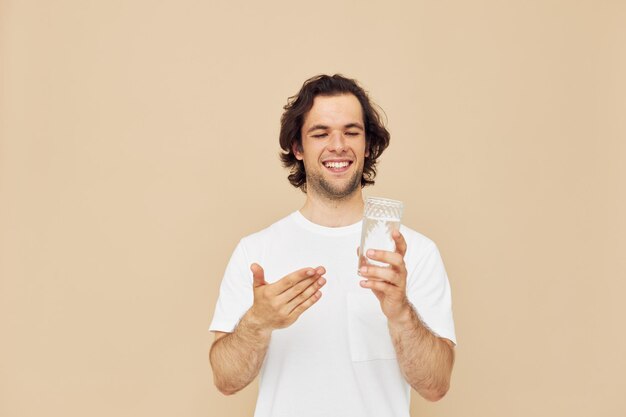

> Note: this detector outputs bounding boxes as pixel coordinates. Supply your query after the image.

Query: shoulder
[238,212,296,251]
[400,224,438,254]
[399,224,445,271]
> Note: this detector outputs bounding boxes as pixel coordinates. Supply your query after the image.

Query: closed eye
[312,133,328,138]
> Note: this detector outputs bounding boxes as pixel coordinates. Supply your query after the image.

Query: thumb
[250,263,266,287]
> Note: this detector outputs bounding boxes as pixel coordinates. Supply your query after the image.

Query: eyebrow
[306,123,365,133]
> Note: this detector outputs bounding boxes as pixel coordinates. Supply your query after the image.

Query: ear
[293,141,303,160]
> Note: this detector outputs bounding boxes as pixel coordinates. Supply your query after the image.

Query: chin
[320,181,361,200]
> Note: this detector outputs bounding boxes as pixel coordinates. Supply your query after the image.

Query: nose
[328,130,346,153]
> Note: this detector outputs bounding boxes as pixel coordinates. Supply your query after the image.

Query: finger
[392,230,407,257]
[250,263,266,288]
[279,274,324,303]
[359,264,400,284]
[314,266,326,276]
[286,276,326,311]
[366,249,404,269]
[360,279,395,293]
[289,289,323,318]
[273,267,318,294]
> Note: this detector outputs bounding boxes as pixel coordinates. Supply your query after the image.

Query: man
[209,74,456,417]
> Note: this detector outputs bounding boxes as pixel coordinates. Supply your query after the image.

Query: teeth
[325,161,350,169]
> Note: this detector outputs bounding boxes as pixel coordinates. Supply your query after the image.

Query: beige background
[1,0,625,416]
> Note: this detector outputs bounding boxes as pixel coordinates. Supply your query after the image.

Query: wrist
[387,300,418,330]
[242,308,273,338]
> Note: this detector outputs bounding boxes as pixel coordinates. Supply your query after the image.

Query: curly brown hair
[279,74,391,192]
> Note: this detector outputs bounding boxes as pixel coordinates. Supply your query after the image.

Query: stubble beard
[306,166,363,201]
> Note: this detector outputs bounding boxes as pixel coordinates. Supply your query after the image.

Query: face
[294,94,369,201]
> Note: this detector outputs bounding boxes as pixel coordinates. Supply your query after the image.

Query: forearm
[388,303,455,402]
[209,310,272,395]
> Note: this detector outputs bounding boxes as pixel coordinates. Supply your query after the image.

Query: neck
[299,189,365,227]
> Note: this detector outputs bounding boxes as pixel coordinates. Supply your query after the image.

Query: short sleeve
[209,240,254,333]
[406,241,457,345]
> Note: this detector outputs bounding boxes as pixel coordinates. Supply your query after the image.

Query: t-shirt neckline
[291,210,362,236]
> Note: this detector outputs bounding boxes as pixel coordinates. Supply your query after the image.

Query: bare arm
[358,231,455,401]
[209,263,326,395]
[209,312,271,395]
[387,304,455,401]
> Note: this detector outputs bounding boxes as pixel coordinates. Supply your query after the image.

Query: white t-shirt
[210,211,456,417]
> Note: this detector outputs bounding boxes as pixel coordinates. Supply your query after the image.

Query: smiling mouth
[323,161,353,172]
